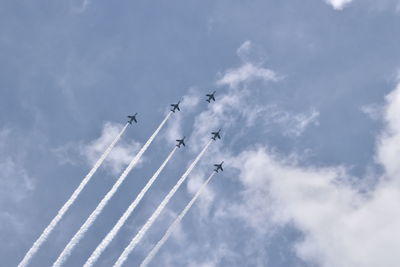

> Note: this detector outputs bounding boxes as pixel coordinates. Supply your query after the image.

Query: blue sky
[2,0,400,266]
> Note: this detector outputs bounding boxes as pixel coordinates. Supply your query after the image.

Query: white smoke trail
[52,112,172,267]
[83,146,178,267]
[140,172,215,267]
[113,140,213,267]
[18,123,129,267]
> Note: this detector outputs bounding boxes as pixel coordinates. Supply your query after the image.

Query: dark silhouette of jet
[170,101,181,113]
[211,129,221,140]
[176,137,186,148]
[206,91,216,103]
[127,113,138,124]
[214,161,224,173]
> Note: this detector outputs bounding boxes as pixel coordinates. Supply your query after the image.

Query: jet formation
[130,93,224,168]
[18,91,226,267]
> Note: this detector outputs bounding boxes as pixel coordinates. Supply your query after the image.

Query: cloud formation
[161,41,400,267]
[229,80,400,267]
[217,63,280,89]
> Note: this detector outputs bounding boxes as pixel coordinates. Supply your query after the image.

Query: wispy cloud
[361,103,383,120]
[243,104,320,136]
[82,122,141,175]
[216,41,281,89]
[54,122,141,175]
[225,80,400,267]
[0,128,35,249]
[217,63,281,89]
[0,129,35,203]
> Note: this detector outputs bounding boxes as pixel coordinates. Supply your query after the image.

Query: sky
[1,0,400,266]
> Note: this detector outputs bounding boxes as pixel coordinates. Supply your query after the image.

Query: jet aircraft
[211,129,221,140]
[176,137,186,148]
[206,91,216,103]
[127,113,138,124]
[214,161,224,173]
[170,101,181,113]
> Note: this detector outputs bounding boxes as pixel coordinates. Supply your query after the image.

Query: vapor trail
[140,172,216,267]
[52,112,172,267]
[113,139,213,267]
[83,146,178,267]
[18,123,129,267]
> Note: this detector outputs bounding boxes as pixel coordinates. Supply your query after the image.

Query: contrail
[113,139,212,267]
[52,112,172,267]
[140,172,216,267]
[83,146,178,267]
[18,123,129,267]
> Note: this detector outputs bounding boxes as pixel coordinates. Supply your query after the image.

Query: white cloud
[54,122,140,175]
[217,41,280,89]
[325,0,354,10]
[217,63,281,89]
[82,122,141,175]
[163,44,400,267]
[226,81,400,267]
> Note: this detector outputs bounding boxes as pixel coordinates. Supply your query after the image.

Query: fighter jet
[214,161,224,173]
[127,113,138,124]
[176,137,186,148]
[170,101,181,113]
[206,91,216,103]
[211,129,221,140]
